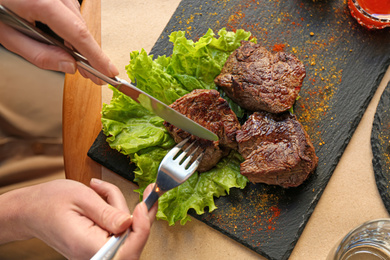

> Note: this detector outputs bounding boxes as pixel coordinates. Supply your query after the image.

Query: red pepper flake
[269,206,280,217]
[273,43,285,52]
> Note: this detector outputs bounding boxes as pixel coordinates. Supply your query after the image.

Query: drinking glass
[327,219,390,260]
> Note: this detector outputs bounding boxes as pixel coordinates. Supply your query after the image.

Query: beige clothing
[0,46,66,259]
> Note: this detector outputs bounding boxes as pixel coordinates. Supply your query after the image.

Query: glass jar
[328,219,390,260]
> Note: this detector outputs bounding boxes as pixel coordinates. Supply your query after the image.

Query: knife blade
[0,5,218,141]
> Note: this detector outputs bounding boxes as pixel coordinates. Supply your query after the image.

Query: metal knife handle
[0,4,121,86]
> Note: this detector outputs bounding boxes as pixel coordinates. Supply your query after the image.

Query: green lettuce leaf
[102,28,252,225]
[156,151,248,225]
[102,87,175,154]
[125,28,254,103]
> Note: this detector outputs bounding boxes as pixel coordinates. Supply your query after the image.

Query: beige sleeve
[0,46,65,193]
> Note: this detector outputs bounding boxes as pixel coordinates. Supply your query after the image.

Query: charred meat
[164,89,241,172]
[236,111,318,188]
[214,41,306,113]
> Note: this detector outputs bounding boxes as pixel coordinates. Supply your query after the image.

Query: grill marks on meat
[164,43,316,186]
[164,89,241,172]
[214,41,306,113]
[236,111,318,188]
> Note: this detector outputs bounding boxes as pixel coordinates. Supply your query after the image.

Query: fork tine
[186,149,205,173]
[175,139,197,163]
[181,145,201,168]
[166,137,190,159]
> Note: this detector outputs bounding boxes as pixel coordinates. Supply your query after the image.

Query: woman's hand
[0,179,157,259]
[93,179,158,260]
[0,0,118,84]
[114,188,158,260]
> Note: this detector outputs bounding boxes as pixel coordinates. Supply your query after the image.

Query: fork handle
[90,229,129,260]
[143,190,160,211]
[90,190,159,260]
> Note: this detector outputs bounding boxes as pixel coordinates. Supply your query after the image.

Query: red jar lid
[348,0,390,29]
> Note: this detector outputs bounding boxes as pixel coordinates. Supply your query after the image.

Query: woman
[0,0,157,259]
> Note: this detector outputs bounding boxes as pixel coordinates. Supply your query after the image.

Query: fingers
[76,180,132,235]
[1,0,118,81]
[60,0,83,21]
[115,203,150,260]
[31,0,118,77]
[90,178,130,214]
[114,184,158,260]
[0,23,76,73]
[143,184,158,224]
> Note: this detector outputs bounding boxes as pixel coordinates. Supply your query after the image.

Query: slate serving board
[372,82,390,214]
[88,0,390,259]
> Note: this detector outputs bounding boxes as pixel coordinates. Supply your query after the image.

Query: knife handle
[0,5,87,62]
[0,4,120,86]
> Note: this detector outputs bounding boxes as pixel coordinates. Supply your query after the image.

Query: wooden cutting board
[63,0,102,185]
[88,0,390,259]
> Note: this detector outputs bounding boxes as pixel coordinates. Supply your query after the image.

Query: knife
[0,5,218,141]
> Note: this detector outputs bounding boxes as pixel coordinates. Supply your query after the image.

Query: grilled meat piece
[214,41,306,113]
[236,111,318,188]
[164,89,241,172]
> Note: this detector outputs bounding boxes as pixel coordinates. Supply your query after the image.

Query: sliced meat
[214,41,306,113]
[236,111,318,188]
[164,89,241,172]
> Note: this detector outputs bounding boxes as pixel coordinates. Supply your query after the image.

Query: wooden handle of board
[62,0,102,185]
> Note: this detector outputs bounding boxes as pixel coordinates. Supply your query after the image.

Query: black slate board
[372,82,390,214]
[89,1,390,259]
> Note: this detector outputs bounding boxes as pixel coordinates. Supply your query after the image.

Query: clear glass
[348,0,390,29]
[328,219,390,260]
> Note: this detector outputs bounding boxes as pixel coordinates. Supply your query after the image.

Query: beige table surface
[100,1,390,259]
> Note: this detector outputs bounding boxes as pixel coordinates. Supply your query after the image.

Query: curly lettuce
[102,28,253,225]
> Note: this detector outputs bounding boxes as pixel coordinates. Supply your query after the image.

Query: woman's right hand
[0,0,119,84]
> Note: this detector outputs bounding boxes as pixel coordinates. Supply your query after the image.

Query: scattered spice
[162,0,351,248]
[273,43,286,52]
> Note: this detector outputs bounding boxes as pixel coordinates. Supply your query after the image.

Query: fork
[91,138,204,260]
